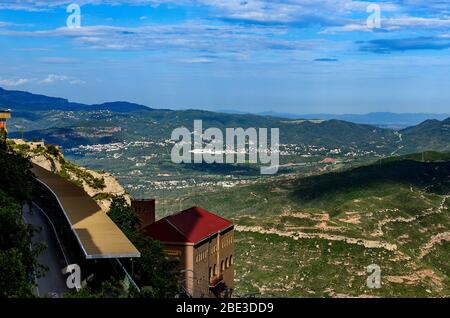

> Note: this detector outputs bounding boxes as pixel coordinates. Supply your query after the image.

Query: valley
[2,87,450,297]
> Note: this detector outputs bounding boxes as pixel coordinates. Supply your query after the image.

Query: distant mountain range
[247,111,450,129]
[3,87,450,155]
[0,87,154,112]
[2,87,448,128]
[219,109,450,129]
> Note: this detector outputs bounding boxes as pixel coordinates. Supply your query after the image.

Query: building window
[221,260,224,272]
[213,264,217,276]
[225,257,229,269]
[230,255,233,265]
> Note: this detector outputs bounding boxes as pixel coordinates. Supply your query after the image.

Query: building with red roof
[138,206,235,298]
[320,157,339,164]
[0,109,11,132]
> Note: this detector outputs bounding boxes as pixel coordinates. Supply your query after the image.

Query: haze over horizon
[1,1,449,114]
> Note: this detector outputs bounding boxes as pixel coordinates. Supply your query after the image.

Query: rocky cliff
[9,138,130,212]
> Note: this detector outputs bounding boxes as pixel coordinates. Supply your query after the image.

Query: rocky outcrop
[10,139,130,212]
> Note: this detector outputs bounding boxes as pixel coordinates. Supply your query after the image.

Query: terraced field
[161,154,450,297]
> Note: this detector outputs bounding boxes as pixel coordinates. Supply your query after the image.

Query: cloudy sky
[0,0,449,114]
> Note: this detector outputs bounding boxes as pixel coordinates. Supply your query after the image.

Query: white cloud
[0,0,447,59]
[179,57,215,64]
[0,21,13,27]
[38,57,77,63]
[386,16,450,29]
[0,74,85,87]
[0,0,397,23]
[0,78,30,86]
[69,79,86,85]
[0,1,176,11]
[322,16,450,34]
[39,74,69,84]
[0,22,333,53]
[321,23,372,34]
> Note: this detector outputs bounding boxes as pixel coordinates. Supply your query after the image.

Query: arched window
[225,257,229,269]
[213,264,217,276]
[221,260,225,272]
[230,255,233,266]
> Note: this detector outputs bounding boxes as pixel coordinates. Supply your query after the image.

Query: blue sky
[0,0,449,114]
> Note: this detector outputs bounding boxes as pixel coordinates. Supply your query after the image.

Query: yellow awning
[32,163,140,259]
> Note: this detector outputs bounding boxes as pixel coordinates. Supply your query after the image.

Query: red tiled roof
[142,207,233,244]
[321,157,338,164]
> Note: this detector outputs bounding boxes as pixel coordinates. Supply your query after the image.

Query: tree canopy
[0,146,44,298]
[108,196,180,298]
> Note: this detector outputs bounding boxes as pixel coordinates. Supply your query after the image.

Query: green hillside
[3,89,450,298]
[160,153,450,297]
[401,118,450,153]
[9,109,399,151]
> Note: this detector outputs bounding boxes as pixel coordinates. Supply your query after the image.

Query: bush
[0,161,45,298]
[108,196,180,298]
[46,144,60,158]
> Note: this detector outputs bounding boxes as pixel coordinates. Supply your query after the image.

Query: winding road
[22,203,70,298]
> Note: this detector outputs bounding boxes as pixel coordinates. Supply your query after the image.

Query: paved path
[23,204,70,298]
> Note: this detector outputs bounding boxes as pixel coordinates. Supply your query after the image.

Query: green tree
[108,196,180,298]
[0,147,34,203]
[97,278,127,298]
[0,148,45,298]
[0,192,45,278]
[64,277,125,298]
[0,248,33,298]
[45,144,61,158]
[0,128,7,150]
[107,196,140,237]
[64,287,96,298]
[131,235,180,298]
